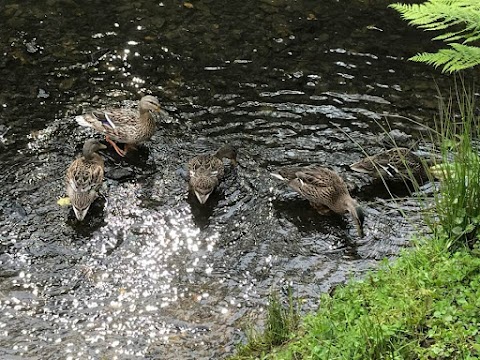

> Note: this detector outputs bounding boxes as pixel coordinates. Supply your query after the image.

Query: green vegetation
[428,82,480,249]
[232,241,480,360]
[390,0,480,73]
[237,287,300,357]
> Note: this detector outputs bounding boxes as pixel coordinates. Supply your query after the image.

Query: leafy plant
[390,0,480,73]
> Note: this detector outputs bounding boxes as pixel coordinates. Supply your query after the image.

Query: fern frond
[410,44,480,73]
[391,0,480,73]
[390,0,480,43]
[464,34,480,43]
[434,31,467,42]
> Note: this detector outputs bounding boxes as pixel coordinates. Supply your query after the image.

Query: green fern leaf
[434,31,467,42]
[464,34,480,43]
[391,0,480,73]
[410,44,480,73]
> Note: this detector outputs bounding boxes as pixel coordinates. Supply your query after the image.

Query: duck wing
[287,167,344,205]
[188,155,224,179]
[76,108,139,142]
[66,158,104,194]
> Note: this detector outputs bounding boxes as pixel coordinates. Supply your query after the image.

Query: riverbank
[231,237,480,359]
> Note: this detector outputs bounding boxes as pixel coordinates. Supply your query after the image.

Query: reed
[428,79,480,250]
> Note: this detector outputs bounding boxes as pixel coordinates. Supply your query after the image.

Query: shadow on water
[65,197,107,237]
[188,193,218,230]
[0,0,446,358]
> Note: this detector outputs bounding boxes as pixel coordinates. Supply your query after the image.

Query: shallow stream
[0,0,448,359]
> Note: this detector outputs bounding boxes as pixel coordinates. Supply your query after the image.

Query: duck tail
[349,160,372,174]
[75,115,93,128]
[270,172,287,181]
[271,167,300,182]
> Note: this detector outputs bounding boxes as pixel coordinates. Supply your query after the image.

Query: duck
[376,129,415,149]
[65,139,106,221]
[271,166,365,237]
[188,145,238,204]
[75,95,161,157]
[350,147,428,182]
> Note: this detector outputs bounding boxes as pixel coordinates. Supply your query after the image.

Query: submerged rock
[107,166,135,181]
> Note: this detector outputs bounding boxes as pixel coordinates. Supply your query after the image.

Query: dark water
[0,0,446,359]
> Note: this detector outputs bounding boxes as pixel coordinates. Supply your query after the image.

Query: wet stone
[0,270,19,278]
[25,40,39,54]
[4,202,27,220]
[59,77,75,91]
[107,167,135,181]
[4,5,22,17]
[37,88,49,99]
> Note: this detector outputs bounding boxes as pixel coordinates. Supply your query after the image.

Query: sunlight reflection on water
[0,180,225,359]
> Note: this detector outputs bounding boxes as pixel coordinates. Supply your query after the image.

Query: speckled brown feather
[277,167,350,214]
[273,165,365,236]
[76,95,160,145]
[350,147,426,180]
[86,108,155,144]
[188,154,224,200]
[65,141,105,220]
[187,145,237,204]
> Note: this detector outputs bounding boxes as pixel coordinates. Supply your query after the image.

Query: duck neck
[346,200,364,237]
[330,195,353,214]
[83,149,95,161]
[214,149,224,160]
[139,108,153,121]
[344,198,358,217]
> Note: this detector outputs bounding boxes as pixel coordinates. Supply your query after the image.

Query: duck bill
[73,206,90,221]
[354,220,364,237]
[195,191,211,204]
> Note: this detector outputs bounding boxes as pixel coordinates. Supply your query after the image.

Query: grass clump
[428,82,480,249]
[234,287,300,358]
[298,244,480,360]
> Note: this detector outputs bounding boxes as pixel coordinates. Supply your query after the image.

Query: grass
[230,82,480,360]
[231,240,480,360]
[235,287,300,358]
[428,81,480,250]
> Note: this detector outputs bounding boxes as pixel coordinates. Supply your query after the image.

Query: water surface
[0,0,446,358]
